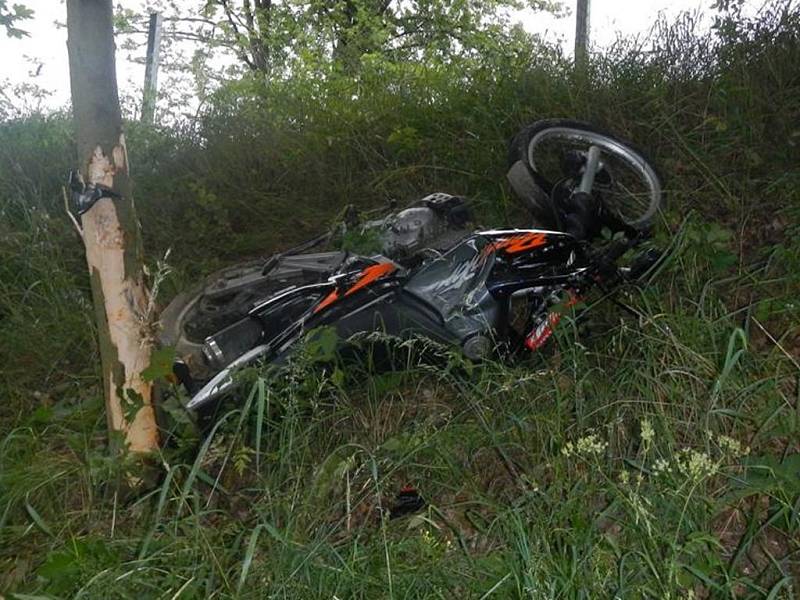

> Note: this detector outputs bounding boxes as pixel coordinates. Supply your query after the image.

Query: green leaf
[24,494,53,537]
[305,326,339,363]
[141,346,177,382]
[0,1,33,38]
[38,550,78,580]
[331,367,345,387]
[122,388,145,423]
[710,251,737,270]
[720,453,800,505]
[27,405,54,425]
[38,539,117,596]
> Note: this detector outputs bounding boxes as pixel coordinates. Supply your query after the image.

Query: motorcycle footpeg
[172,360,199,394]
[627,248,662,280]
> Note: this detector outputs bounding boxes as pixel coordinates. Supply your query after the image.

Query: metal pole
[141,12,162,124]
[574,0,590,68]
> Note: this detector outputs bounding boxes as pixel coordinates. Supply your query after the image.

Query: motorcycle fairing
[481,229,585,299]
[314,261,399,314]
[185,229,589,410]
[483,230,548,256]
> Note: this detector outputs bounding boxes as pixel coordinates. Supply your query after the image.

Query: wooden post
[574,0,590,68]
[141,11,162,125]
[66,0,160,456]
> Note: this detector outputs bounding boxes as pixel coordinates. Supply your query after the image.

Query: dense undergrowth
[1,2,800,597]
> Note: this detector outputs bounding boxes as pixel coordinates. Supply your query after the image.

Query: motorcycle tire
[509,119,663,231]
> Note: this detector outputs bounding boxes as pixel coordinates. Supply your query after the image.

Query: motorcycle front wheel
[508,119,663,230]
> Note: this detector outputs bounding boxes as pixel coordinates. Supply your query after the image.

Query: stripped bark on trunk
[67,0,159,454]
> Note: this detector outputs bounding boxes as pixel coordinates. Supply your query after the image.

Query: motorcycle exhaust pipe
[201,316,264,370]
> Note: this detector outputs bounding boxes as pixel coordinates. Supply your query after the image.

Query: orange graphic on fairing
[484,232,548,257]
[314,262,397,313]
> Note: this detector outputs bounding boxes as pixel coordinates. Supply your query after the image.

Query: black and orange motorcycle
[159,120,665,411]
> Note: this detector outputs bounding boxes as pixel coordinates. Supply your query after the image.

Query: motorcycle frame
[184,228,621,411]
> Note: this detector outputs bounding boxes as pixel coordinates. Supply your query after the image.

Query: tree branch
[218,0,257,70]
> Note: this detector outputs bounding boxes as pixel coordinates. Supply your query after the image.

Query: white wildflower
[561,441,574,457]
[718,434,750,458]
[676,448,717,481]
[421,529,435,546]
[653,458,671,475]
[641,418,655,448]
[562,433,608,458]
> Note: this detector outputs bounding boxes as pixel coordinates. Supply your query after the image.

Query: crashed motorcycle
[159,120,664,412]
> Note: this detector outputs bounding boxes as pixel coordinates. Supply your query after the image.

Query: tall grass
[3,250,797,596]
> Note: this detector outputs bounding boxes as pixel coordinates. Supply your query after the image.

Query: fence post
[141,12,162,125]
[574,0,590,69]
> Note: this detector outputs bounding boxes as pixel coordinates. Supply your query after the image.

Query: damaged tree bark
[67,0,159,454]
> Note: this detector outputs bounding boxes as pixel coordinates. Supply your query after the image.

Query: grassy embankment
[1,4,799,597]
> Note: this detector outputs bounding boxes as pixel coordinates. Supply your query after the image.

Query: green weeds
[3,262,797,596]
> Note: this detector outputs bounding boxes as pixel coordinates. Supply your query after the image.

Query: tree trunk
[66,0,159,454]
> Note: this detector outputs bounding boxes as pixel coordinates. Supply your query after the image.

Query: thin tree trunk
[66,0,159,454]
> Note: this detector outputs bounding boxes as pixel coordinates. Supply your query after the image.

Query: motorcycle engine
[375,193,471,260]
